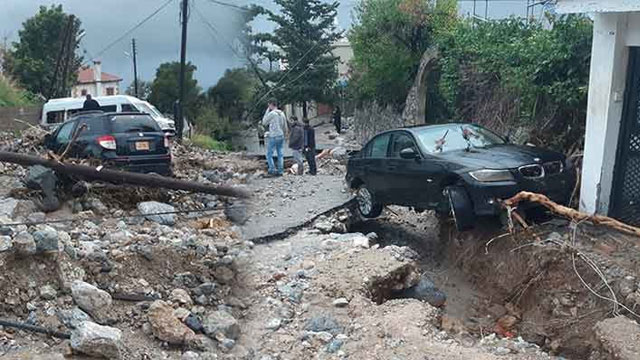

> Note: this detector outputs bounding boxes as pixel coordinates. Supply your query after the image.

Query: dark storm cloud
[1,0,355,89]
[1,0,253,88]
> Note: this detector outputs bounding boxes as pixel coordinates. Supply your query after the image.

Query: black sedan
[345,123,576,230]
[45,111,172,175]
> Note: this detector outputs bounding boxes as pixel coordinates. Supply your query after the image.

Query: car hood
[435,144,564,170]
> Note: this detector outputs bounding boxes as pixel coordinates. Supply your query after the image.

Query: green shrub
[0,76,37,107]
[191,134,231,152]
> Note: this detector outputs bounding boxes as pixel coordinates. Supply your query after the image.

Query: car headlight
[469,169,514,182]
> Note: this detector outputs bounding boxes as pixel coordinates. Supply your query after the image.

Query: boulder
[137,201,176,225]
[0,198,19,218]
[0,235,12,252]
[39,284,57,300]
[32,225,59,253]
[202,310,240,340]
[70,321,122,359]
[57,307,92,329]
[397,274,446,307]
[305,315,342,335]
[594,315,640,360]
[148,300,196,345]
[170,288,193,306]
[25,165,60,212]
[71,281,112,317]
[12,231,36,256]
[224,201,248,225]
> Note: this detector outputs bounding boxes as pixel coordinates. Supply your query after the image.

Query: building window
[81,89,88,96]
[106,87,114,96]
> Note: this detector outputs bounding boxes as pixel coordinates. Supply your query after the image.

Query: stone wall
[353,102,404,145]
[0,105,41,131]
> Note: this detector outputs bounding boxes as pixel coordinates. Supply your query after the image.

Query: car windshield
[134,102,163,119]
[415,124,505,154]
[110,114,160,133]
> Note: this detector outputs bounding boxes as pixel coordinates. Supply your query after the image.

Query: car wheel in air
[356,185,383,218]
[445,186,475,231]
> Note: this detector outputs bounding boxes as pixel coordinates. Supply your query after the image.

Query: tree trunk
[0,151,250,198]
[302,101,308,119]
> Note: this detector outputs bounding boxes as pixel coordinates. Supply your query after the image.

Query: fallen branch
[0,319,70,339]
[502,191,640,238]
[0,151,250,199]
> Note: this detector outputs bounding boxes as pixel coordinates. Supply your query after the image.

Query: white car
[41,95,176,135]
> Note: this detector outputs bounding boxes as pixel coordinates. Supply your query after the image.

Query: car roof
[369,123,475,138]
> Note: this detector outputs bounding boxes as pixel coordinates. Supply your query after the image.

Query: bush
[0,76,37,107]
[191,134,231,151]
[434,15,593,152]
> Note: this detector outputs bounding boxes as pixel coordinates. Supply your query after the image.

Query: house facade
[72,60,122,98]
[556,1,640,224]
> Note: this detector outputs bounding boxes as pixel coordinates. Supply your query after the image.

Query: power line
[203,0,250,12]
[93,0,175,60]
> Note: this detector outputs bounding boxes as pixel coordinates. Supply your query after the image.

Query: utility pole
[132,38,139,98]
[48,16,73,100]
[177,0,189,141]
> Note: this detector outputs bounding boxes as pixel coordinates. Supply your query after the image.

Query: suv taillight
[97,135,117,150]
[164,135,170,148]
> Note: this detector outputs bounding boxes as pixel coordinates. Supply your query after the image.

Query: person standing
[262,99,287,176]
[333,106,342,134]
[288,116,304,175]
[82,94,100,110]
[303,118,317,175]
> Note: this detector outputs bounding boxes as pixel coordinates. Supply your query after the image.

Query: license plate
[135,141,150,151]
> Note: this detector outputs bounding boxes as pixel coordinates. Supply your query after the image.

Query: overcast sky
[1,0,535,90]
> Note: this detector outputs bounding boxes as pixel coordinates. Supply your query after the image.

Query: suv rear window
[109,115,160,133]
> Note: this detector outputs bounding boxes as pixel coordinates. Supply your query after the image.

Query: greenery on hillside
[0,76,38,107]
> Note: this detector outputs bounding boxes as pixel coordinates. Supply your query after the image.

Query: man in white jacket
[262,99,288,176]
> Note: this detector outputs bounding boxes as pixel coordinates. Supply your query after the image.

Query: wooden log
[0,151,250,199]
[502,191,640,238]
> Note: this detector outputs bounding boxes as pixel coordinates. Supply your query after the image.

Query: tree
[349,0,457,107]
[256,0,341,118]
[207,68,258,121]
[148,62,201,120]
[125,80,152,101]
[5,5,83,98]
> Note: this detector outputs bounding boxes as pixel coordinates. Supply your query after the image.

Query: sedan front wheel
[445,186,475,231]
[356,185,383,218]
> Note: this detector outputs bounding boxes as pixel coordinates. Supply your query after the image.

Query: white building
[556,1,640,224]
[72,60,122,98]
[332,37,354,83]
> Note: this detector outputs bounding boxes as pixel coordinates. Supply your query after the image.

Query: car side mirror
[400,147,418,160]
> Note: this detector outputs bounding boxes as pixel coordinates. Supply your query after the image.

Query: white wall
[580,12,632,214]
[71,81,121,98]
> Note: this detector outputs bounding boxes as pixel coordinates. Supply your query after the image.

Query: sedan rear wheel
[445,186,475,231]
[357,185,383,218]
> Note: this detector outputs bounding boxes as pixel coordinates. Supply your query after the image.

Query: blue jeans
[266,135,284,174]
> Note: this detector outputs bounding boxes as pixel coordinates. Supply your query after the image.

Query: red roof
[77,67,122,84]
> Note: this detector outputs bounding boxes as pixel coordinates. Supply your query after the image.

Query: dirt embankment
[442,218,640,359]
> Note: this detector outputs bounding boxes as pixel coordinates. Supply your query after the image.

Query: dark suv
[44,111,172,175]
[346,123,576,230]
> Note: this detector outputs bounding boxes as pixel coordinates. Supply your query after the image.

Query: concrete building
[72,60,122,98]
[332,37,354,83]
[556,1,640,224]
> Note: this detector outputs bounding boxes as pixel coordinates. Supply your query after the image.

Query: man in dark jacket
[302,118,317,175]
[288,116,304,175]
[82,94,100,110]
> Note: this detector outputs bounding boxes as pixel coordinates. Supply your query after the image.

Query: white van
[41,95,176,134]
